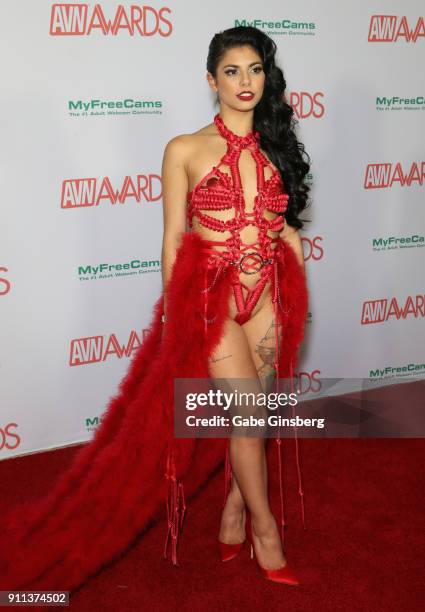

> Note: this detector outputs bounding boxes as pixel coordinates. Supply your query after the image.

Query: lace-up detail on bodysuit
[183,116,306,551]
[187,113,289,325]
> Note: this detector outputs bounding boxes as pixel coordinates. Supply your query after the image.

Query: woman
[0,26,310,593]
[162,26,310,585]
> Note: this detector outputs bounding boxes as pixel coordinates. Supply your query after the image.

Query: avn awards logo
[0,423,20,451]
[70,328,150,366]
[302,236,324,262]
[294,370,321,394]
[289,92,324,119]
[50,4,172,37]
[234,17,316,37]
[368,15,425,43]
[364,161,424,189]
[361,293,425,325]
[0,267,11,296]
[61,172,162,209]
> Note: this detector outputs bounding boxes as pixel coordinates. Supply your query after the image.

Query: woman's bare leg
[232,300,286,569]
[216,329,271,543]
[208,319,253,546]
[209,301,287,569]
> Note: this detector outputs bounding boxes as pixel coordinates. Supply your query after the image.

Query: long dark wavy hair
[207,26,311,230]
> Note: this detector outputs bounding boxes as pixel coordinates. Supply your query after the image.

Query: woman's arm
[161,135,190,317]
[279,221,305,273]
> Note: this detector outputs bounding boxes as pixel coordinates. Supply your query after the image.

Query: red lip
[237,92,254,101]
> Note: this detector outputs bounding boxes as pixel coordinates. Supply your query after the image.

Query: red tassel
[203,268,208,335]
[290,357,306,530]
[223,439,233,507]
[272,259,286,546]
[163,444,187,565]
[275,437,286,547]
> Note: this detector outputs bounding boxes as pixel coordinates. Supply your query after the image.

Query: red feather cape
[0,230,308,592]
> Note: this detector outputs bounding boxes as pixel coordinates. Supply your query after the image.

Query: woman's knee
[230,435,265,451]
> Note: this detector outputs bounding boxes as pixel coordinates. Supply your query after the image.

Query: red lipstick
[237,91,254,101]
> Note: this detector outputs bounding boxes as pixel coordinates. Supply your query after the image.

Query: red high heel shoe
[218,538,245,562]
[218,507,246,562]
[246,520,300,586]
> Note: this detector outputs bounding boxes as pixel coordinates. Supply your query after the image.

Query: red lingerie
[186,113,291,383]
[187,112,289,327]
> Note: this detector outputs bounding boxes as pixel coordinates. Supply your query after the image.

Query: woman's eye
[223,66,263,77]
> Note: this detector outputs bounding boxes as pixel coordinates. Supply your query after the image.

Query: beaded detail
[187,114,289,238]
[187,113,290,325]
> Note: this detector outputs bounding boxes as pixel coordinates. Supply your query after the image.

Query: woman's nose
[239,72,251,86]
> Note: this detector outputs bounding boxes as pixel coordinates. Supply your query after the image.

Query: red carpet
[1,437,424,611]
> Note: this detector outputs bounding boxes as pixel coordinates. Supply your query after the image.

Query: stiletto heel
[246,521,300,586]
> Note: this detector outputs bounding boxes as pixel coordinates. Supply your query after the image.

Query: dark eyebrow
[222,61,263,68]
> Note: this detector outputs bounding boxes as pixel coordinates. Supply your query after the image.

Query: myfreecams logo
[372,234,425,251]
[376,95,425,111]
[68,98,163,117]
[234,18,316,36]
[78,258,161,281]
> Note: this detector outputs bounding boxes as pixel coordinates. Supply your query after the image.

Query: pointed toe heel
[247,522,300,586]
[218,539,245,562]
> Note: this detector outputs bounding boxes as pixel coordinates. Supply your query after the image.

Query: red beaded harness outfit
[164,114,306,563]
[187,113,289,329]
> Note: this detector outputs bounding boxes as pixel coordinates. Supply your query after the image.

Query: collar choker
[214,113,260,148]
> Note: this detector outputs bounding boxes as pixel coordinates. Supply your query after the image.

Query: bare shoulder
[192,121,216,138]
[163,122,217,161]
[163,133,193,164]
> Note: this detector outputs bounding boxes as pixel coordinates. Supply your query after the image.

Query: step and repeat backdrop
[1,1,424,458]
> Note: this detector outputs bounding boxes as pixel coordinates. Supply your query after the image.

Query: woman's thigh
[208,317,259,379]
[206,292,281,428]
[240,294,282,437]
[241,293,282,394]
[207,291,281,387]
[207,318,264,425]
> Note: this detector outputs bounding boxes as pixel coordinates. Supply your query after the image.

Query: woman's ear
[206,71,218,93]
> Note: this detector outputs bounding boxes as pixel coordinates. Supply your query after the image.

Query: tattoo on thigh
[255,318,283,390]
[209,353,233,363]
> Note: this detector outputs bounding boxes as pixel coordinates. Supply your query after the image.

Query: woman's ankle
[251,512,277,537]
[224,491,246,514]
